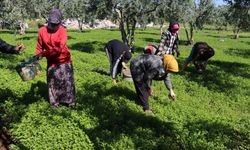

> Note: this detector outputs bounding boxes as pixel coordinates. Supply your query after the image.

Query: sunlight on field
[1,28,250,149]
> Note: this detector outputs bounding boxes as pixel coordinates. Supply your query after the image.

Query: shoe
[51,103,59,108]
[68,103,75,107]
[112,79,117,85]
[144,109,153,113]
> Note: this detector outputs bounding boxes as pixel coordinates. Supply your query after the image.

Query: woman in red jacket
[35,8,75,108]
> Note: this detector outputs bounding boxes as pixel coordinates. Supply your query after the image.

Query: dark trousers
[105,48,122,79]
[133,80,150,110]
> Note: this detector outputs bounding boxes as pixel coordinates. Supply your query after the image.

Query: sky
[214,0,227,6]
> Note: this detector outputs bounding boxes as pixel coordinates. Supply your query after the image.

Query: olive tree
[224,0,250,39]
[90,0,160,50]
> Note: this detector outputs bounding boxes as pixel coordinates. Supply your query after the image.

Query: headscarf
[48,8,63,24]
[168,21,179,35]
[144,44,159,55]
[47,8,63,31]
[163,54,179,72]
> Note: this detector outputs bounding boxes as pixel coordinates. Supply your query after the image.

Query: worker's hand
[122,62,128,70]
[182,63,187,72]
[36,53,43,61]
[169,89,176,100]
[15,43,25,52]
[156,52,161,56]
[148,88,154,96]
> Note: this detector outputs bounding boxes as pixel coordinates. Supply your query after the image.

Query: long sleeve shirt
[185,47,196,64]
[0,39,17,54]
[105,39,132,63]
[185,42,215,64]
[35,25,72,67]
[158,31,179,55]
[105,39,132,79]
[130,54,167,89]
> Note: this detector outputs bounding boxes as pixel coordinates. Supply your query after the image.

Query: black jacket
[192,42,215,61]
[105,39,132,63]
[0,39,17,54]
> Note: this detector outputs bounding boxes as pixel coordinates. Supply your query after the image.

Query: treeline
[0,0,249,47]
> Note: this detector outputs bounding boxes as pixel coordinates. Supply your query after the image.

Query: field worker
[144,44,177,100]
[182,42,215,73]
[143,44,159,55]
[158,21,180,57]
[130,54,179,113]
[0,39,25,54]
[157,21,180,100]
[105,39,132,85]
[35,8,75,108]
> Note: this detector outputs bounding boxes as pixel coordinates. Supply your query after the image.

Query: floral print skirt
[47,63,75,106]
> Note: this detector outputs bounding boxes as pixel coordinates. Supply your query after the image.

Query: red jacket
[35,25,72,67]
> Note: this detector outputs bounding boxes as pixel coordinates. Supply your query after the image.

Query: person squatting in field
[182,42,215,73]
[130,54,179,113]
[105,39,132,85]
[35,8,76,108]
[0,39,25,54]
[144,44,177,100]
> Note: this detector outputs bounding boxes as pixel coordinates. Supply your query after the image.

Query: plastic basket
[16,55,42,81]
[122,69,133,82]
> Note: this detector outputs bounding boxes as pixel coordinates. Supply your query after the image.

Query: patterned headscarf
[48,8,63,24]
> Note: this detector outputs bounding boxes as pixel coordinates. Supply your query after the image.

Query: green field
[0,27,250,149]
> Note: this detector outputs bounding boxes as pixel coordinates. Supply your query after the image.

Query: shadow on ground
[136,30,160,36]
[66,80,250,149]
[69,41,105,53]
[15,36,37,41]
[183,119,250,149]
[1,77,249,149]
[0,81,47,150]
[224,48,250,59]
[182,59,250,94]
[91,67,110,76]
[74,81,185,149]
[0,81,47,124]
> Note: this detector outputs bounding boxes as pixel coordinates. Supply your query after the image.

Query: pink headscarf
[169,22,179,35]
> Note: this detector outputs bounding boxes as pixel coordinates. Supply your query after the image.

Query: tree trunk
[124,18,136,51]
[126,18,130,45]
[159,19,164,35]
[116,9,128,45]
[184,22,194,45]
[120,18,128,45]
[77,18,83,32]
[233,27,240,39]
[19,22,25,35]
[189,22,194,45]
[183,23,190,44]
[129,19,136,51]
